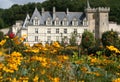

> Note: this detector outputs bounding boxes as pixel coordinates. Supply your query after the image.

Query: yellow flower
[5,35,9,38]
[0,39,6,46]
[0,51,2,56]
[52,42,60,48]
[41,70,46,75]
[52,61,57,66]
[33,75,39,82]
[40,80,45,82]
[12,78,19,82]
[79,80,84,82]
[41,62,47,67]
[81,67,88,72]
[90,57,99,64]
[52,77,60,82]
[106,45,120,54]
[3,52,23,73]
[112,78,120,82]
[19,77,29,82]
[63,55,69,60]
[23,80,28,82]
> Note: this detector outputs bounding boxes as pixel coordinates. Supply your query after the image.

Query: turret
[85,0,96,32]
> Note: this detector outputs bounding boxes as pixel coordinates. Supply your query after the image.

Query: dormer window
[46,17,52,26]
[33,16,40,25]
[72,17,78,26]
[55,17,60,26]
[62,18,68,26]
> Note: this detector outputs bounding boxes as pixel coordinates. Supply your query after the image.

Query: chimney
[53,7,56,19]
[66,8,69,15]
[41,8,44,16]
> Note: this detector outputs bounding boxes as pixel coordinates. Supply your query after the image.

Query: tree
[0,31,4,41]
[0,18,4,28]
[81,30,95,49]
[101,30,119,47]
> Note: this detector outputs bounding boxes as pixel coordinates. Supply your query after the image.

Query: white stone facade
[11,0,120,46]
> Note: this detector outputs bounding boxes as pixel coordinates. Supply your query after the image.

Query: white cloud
[0,0,13,9]
[11,0,45,5]
[0,0,46,9]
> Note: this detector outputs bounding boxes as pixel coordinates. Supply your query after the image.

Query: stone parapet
[97,7,110,12]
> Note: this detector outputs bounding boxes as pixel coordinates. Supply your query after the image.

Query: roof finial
[35,1,37,8]
[87,0,90,8]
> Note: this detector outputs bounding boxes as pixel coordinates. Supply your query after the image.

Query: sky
[0,0,46,9]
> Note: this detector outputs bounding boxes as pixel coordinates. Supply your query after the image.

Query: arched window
[46,17,52,25]
[72,17,78,26]
[33,16,40,25]
[54,17,60,26]
[62,18,68,26]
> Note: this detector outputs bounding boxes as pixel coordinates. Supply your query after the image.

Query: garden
[0,30,120,82]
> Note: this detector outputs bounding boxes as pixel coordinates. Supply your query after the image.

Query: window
[62,18,68,26]
[63,20,68,26]
[55,17,60,26]
[35,28,38,33]
[47,20,51,25]
[56,20,59,25]
[47,28,51,34]
[74,29,77,34]
[35,36,38,42]
[72,18,78,26]
[34,17,39,25]
[47,36,51,42]
[64,29,67,34]
[46,17,51,25]
[35,19,38,25]
[56,28,59,34]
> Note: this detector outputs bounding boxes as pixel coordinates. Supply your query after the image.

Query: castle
[11,0,120,46]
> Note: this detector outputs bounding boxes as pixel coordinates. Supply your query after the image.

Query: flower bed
[0,37,120,82]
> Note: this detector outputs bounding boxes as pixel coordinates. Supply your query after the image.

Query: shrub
[0,31,4,41]
[101,30,119,47]
[81,30,95,53]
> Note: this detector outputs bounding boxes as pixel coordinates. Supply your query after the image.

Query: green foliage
[81,30,95,49]
[101,30,119,47]
[3,38,26,54]
[0,18,4,28]
[69,32,77,46]
[0,31,4,41]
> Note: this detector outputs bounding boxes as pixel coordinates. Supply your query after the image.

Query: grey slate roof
[26,7,86,26]
[56,12,67,21]
[30,7,41,25]
[23,14,30,28]
[68,12,85,25]
[41,12,52,25]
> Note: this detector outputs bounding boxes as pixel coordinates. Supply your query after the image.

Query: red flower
[9,32,15,39]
